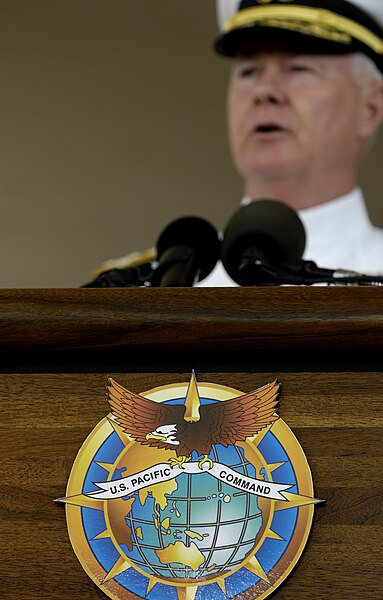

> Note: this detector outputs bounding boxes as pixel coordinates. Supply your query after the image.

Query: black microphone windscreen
[156,215,221,282]
[221,200,306,283]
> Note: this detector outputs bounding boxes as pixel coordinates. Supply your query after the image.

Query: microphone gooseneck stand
[237,255,383,286]
[82,262,154,288]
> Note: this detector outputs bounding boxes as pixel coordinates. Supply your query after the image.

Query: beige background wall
[0,0,382,288]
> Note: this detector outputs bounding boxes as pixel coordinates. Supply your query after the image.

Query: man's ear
[358,80,383,139]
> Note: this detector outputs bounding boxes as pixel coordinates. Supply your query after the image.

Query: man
[95,0,383,287]
[199,0,383,285]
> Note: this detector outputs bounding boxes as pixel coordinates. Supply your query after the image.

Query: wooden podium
[1,287,382,599]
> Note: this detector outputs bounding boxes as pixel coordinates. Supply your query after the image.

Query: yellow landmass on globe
[156,541,205,570]
[185,529,204,541]
[161,517,171,534]
[115,443,178,510]
[139,478,178,511]
[107,497,136,551]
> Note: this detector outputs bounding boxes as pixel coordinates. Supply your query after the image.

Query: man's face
[227,50,369,184]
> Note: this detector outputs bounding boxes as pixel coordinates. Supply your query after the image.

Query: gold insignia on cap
[225,5,383,54]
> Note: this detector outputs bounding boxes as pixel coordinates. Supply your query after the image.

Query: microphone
[221,199,306,285]
[151,215,221,287]
[221,199,383,286]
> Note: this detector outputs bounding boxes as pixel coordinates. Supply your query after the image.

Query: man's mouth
[254,123,286,134]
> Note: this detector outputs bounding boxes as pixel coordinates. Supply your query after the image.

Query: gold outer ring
[65,380,316,600]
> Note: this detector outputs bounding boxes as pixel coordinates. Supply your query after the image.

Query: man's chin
[244,158,303,180]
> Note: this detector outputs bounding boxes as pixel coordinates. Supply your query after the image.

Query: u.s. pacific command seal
[57,373,322,600]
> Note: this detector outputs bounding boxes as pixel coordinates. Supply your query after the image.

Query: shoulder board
[92,247,157,277]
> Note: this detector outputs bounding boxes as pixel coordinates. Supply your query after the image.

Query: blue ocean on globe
[121,443,262,580]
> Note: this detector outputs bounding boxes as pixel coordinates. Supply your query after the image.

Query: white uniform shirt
[198,188,383,286]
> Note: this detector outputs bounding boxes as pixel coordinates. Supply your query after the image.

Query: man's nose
[252,68,287,105]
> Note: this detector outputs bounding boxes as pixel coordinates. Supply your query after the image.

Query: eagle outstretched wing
[106,378,184,446]
[200,379,280,448]
[107,377,280,458]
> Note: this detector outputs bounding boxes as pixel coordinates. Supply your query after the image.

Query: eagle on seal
[107,373,280,469]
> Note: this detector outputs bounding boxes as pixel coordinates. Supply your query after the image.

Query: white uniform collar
[299,188,370,263]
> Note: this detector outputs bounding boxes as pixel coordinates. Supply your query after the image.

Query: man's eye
[289,64,313,73]
[239,67,258,77]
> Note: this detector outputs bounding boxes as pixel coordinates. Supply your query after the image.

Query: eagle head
[145,424,180,446]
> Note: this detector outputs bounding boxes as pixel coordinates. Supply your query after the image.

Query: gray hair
[350,53,383,154]
[351,52,383,84]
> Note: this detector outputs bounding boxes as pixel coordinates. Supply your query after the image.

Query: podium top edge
[0,287,382,355]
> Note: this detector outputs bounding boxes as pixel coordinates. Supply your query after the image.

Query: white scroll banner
[87,461,293,501]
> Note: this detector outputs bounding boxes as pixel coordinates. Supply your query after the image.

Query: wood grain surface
[0,287,382,353]
[1,371,382,599]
